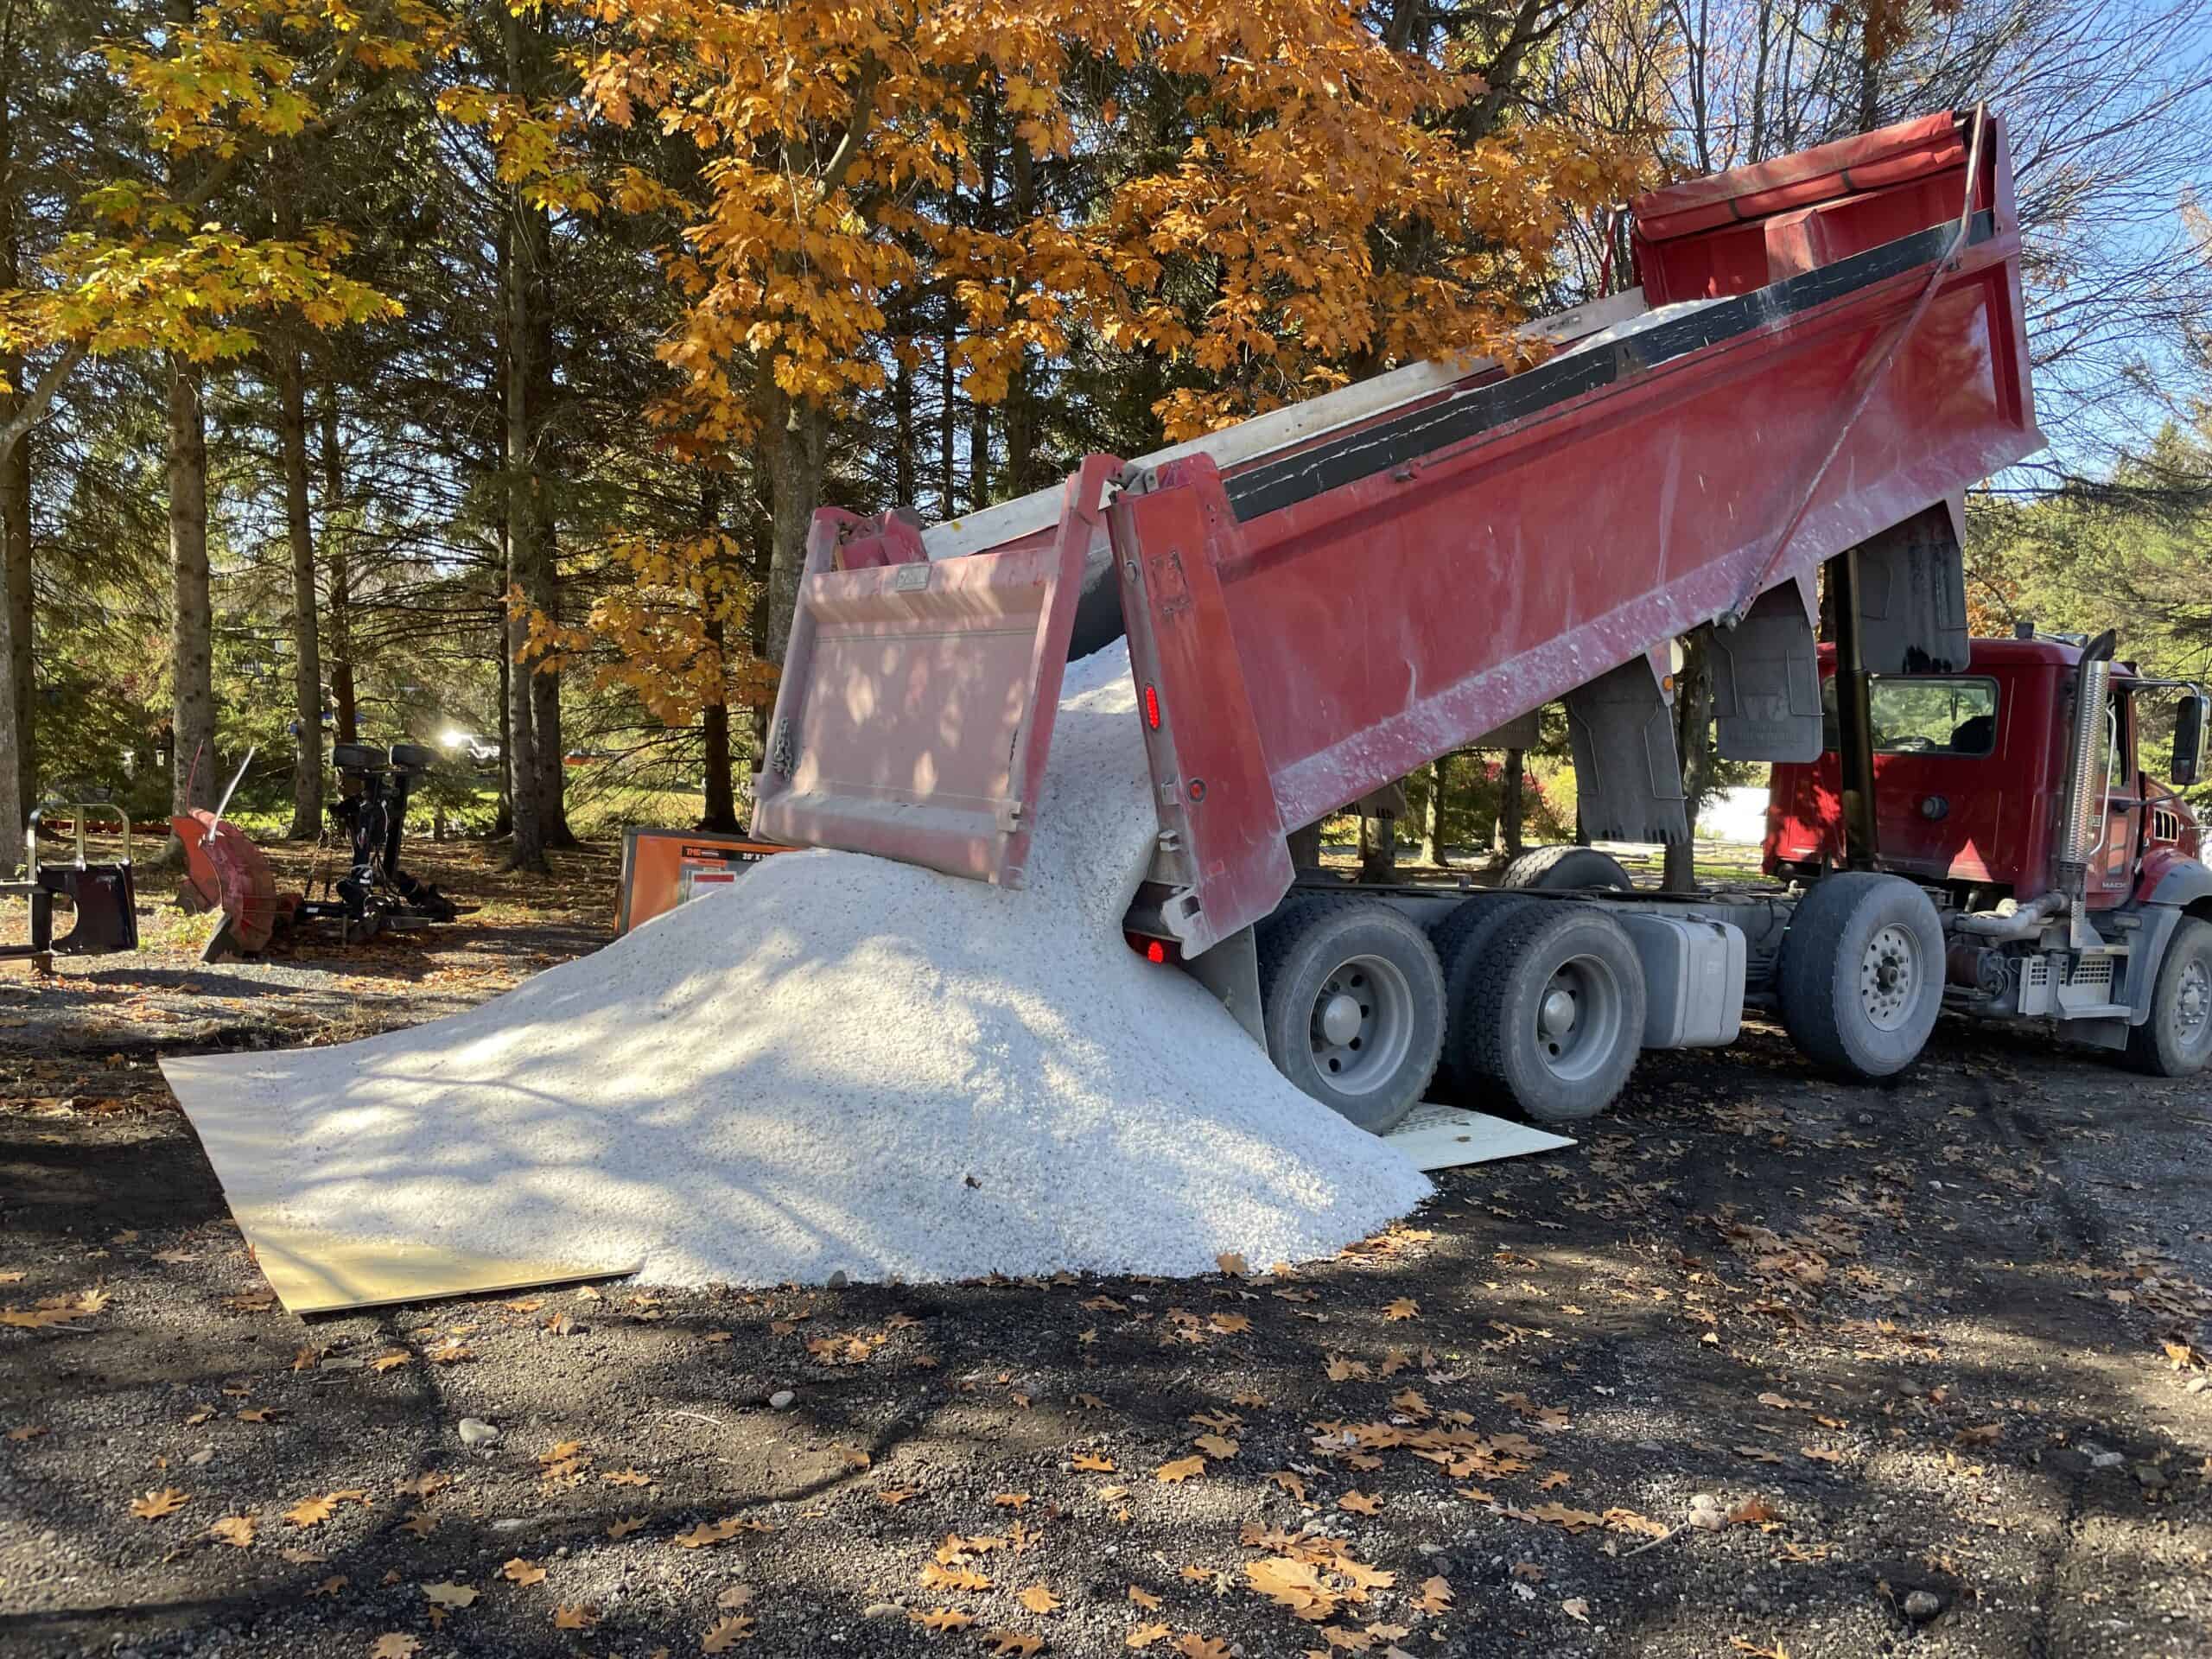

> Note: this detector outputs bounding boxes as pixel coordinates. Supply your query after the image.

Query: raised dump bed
[753,111,2210,1131]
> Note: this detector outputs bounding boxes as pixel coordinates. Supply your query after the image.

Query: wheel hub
[2177,959,2209,1037]
[1319,991,1364,1047]
[1307,954,1414,1097]
[1540,986,1579,1039]
[1859,923,1919,1032]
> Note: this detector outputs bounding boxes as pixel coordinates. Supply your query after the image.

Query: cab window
[1821,676,1999,756]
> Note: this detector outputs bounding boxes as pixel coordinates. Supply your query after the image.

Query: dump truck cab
[1765,638,2208,906]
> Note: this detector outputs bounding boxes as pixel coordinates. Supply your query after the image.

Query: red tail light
[1143,683,1161,730]
[1145,939,1168,963]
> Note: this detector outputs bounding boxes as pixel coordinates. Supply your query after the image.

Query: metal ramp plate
[1382,1103,1576,1173]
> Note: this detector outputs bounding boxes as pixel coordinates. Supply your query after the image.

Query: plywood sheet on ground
[1384,1103,1575,1172]
[161,1053,639,1316]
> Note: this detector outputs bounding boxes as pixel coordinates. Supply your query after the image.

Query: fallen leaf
[1071,1452,1116,1473]
[1173,1637,1232,1659]
[1216,1253,1248,1276]
[209,1515,256,1548]
[1728,1497,1783,1526]
[994,1492,1033,1510]
[1264,1470,1308,1502]
[877,1487,922,1506]
[423,1582,478,1609]
[920,1562,993,1592]
[1155,1456,1205,1484]
[1384,1299,1419,1322]
[501,1558,547,1586]
[1953,1424,2001,1447]
[369,1637,417,1659]
[1562,1597,1591,1624]
[1193,1433,1240,1460]
[1129,1586,1163,1610]
[1734,1444,1784,1465]
[1126,1626,1171,1651]
[1209,1313,1252,1335]
[1338,1491,1381,1516]
[702,1615,754,1652]
[285,1495,336,1529]
[8,1424,50,1442]
[1414,1575,1453,1614]
[607,1516,645,1540]
[912,1608,976,1633]
[308,1574,346,1598]
[984,1633,1044,1656]
[1324,1357,1369,1382]
[400,1510,437,1538]
[552,1604,596,1630]
[1801,1445,1846,1465]
[236,1406,280,1424]
[130,1488,188,1521]
[1018,1585,1062,1615]
[1538,1471,1571,1491]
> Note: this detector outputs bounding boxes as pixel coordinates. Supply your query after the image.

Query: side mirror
[2174,694,2209,787]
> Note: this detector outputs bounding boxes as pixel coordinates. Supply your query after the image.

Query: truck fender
[2126,895,2212,1027]
[2137,850,2212,913]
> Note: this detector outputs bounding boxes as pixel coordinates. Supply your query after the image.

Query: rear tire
[1255,896,1446,1135]
[1500,845,1635,893]
[1428,894,1542,1092]
[1777,873,1943,1079]
[2126,916,2212,1077]
[1460,903,1646,1122]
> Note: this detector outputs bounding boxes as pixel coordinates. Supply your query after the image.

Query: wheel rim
[1859,923,1921,1032]
[2174,956,2211,1048]
[1530,951,1626,1084]
[1308,953,1414,1096]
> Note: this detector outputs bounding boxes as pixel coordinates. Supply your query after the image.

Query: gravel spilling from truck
[161,645,1433,1289]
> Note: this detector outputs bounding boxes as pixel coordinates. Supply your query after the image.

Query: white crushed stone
[162,644,1433,1287]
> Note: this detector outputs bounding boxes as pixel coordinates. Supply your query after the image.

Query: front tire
[1255,897,1446,1135]
[1778,873,1943,1080]
[2126,916,2212,1077]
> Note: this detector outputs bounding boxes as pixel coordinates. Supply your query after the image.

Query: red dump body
[755,112,2041,955]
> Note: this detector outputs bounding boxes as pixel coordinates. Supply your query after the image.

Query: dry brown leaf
[1324,1356,1370,1382]
[1128,1586,1162,1610]
[1383,1298,1419,1322]
[1192,1433,1239,1460]
[501,1558,547,1586]
[1018,1585,1062,1615]
[1953,1424,2001,1447]
[551,1604,596,1630]
[1561,1597,1591,1624]
[983,1633,1044,1657]
[603,1468,652,1487]
[1265,1470,1308,1502]
[994,1492,1033,1510]
[368,1637,417,1659]
[702,1615,755,1652]
[1728,1497,1783,1526]
[911,1608,976,1634]
[1734,1444,1784,1465]
[308,1574,346,1598]
[1155,1456,1205,1484]
[1756,1391,1808,1410]
[1209,1313,1252,1335]
[1537,1471,1570,1491]
[607,1516,645,1540]
[285,1495,336,1529]
[423,1582,479,1610]
[1216,1253,1249,1275]
[236,1406,280,1424]
[208,1515,256,1548]
[876,1487,921,1505]
[719,1586,756,1610]
[130,1488,188,1521]
[1414,1575,1453,1614]
[1126,1626,1171,1651]
[1071,1452,1116,1473]
[1338,1491,1381,1516]
[920,1562,993,1592]
[1246,1556,1339,1621]
[1510,1560,1546,1583]
[1801,1445,1846,1465]
[1174,1637,1233,1659]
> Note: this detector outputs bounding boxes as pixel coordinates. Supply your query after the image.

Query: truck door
[2086,687,2138,909]
[1856,674,2005,881]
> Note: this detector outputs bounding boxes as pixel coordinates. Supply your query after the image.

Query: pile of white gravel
[164,645,1433,1287]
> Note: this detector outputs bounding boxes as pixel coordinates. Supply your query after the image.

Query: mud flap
[1851,497,1969,673]
[1565,651,1688,843]
[1710,576,1823,761]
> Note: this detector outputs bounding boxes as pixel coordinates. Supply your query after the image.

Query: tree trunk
[1497,748,1525,858]
[763,391,828,664]
[319,381,356,744]
[1357,812,1396,882]
[168,358,214,814]
[1662,632,1715,893]
[1419,757,1451,867]
[278,341,323,838]
[1003,137,1039,494]
[938,307,958,516]
[1287,822,1322,869]
[698,473,738,831]
[499,0,555,871]
[891,341,916,508]
[0,53,32,869]
[493,605,512,837]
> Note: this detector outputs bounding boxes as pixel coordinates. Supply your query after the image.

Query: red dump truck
[753,110,2212,1133]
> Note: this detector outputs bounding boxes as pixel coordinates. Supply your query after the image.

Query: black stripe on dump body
[1223,210,1998,524]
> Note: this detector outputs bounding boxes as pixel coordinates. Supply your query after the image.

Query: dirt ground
[3,843,2209,1659]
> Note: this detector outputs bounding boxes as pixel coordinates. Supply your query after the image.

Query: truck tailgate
[751,458,1114,888]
